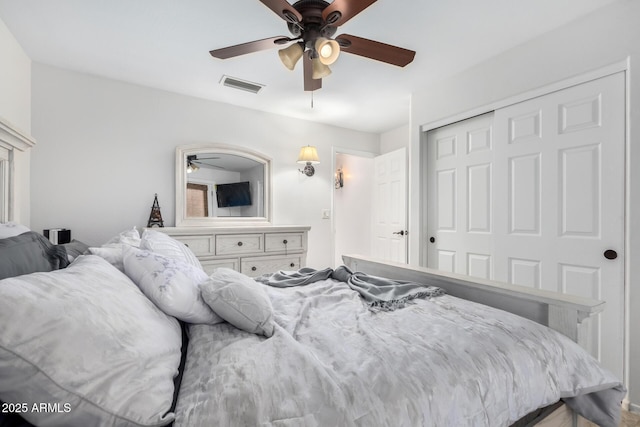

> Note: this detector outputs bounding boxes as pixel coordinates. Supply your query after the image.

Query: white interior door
[426,73,625,379]
[372,148,407,263]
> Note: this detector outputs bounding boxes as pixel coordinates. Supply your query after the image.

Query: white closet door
[426,113,495,279]
[426,73,625,378]
[492,73,625,378]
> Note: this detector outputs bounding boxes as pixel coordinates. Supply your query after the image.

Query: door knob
[604,249,618,260]
[393,230,405,236]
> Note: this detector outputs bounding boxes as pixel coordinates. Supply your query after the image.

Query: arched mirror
[175,144,272,226]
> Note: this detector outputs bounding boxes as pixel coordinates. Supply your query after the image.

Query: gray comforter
[174,277,624,427]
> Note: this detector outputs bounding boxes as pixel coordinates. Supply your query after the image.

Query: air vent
[220,75,264,94]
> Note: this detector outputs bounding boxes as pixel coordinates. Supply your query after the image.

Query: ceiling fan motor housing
[287,0,338,48]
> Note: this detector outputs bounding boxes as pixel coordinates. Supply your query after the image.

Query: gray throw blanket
[257,265,444,312]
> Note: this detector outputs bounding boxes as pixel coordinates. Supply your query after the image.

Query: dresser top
[159,225,310,236]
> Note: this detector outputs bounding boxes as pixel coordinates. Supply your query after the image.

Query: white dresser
[160,226,310,277]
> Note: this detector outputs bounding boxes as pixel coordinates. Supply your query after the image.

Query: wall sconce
[297,145,320,176]
[335,168,344,189]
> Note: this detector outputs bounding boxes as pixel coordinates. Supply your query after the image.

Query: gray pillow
[0,231,69,280]
[200,268,275,337]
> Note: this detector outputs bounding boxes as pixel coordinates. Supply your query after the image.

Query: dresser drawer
[200,258,240,275]
[216,234,263,255]
[176,235,214,256]
[264,233,304,252]
[240,255,301,277]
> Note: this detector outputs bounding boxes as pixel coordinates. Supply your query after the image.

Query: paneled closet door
[426,73,625,378]
[426,113,495,279]
[492,73,625,379]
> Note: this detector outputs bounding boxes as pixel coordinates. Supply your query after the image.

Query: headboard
[343,254,604,346]
[0,116,36,222]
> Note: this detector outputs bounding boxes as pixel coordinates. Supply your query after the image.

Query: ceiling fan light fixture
[315,37,340,65]
[187,161,199,173]
[311,57,331,79]
[278,42,304,70]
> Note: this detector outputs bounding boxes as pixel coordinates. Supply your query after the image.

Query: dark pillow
[0,232,69,280]
[60,239,90,261]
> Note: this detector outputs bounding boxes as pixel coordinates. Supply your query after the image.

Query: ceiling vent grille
[220,75,264,94]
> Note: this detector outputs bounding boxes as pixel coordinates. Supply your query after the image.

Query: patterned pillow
[200,268,275,337]
[123,246,222,325]
[140,229,202,269]
[0,255,182,427]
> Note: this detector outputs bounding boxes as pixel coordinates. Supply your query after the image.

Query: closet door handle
[604,249,618,260]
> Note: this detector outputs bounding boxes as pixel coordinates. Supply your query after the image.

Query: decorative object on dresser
[158,225,309,276]
[147,193,165,227]
[297,145,319,176]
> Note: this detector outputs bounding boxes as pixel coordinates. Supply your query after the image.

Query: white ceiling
[0,0,618,134]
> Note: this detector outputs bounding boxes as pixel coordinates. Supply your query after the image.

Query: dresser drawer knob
[237,241,243,247]
[290,262,295,268]
[251,266,257,271]
[283,239,288,245]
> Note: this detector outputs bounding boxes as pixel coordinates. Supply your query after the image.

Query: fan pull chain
[311,90,314,109]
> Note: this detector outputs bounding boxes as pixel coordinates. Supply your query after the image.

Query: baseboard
[629,401,640,414]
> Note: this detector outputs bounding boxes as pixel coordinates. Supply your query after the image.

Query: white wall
[380,124,409,154]
[333,152,374,267]
[0,17,31,225]
[408,0,640,409]
[30,63,379,268]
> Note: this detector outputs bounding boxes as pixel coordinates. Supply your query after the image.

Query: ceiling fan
[209,0,416,91]
[186,155,224,173]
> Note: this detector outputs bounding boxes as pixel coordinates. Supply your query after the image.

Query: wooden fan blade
[303,54,322,91]
[259,0,302,23]
[210,36,290,59]
[336,34,415,67]
[322,0,377,27]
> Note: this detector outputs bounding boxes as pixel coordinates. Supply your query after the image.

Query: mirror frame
[175,143,272,227]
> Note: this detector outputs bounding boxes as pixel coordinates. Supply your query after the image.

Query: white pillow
[0,222,30,239]
[105,225,142,246]
[123,246,222,325]
[200,268,275,337]
[0,255,182,427]
[140,229,202,269]
[87,226,141,271]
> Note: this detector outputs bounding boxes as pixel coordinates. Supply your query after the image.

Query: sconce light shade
[278,42,304,70]
[297,146,320,164]
[311,57,332,80]
[297,145,320,177]
[315,38,340,65]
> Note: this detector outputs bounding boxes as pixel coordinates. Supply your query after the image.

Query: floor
[582,410,640,427]
[620,410,640,427]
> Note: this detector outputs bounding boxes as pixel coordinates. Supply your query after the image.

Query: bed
[0,225,625,427]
